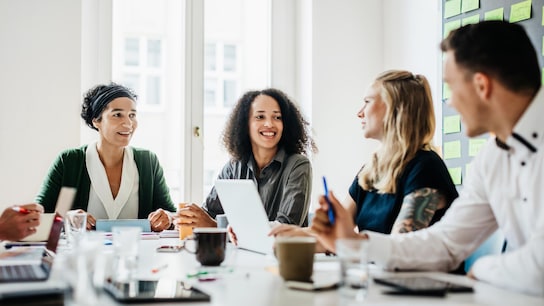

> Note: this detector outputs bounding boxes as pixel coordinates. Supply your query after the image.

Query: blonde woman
[271,70,457,240]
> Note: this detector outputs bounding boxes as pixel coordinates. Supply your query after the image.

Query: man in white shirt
[311,20,544,296]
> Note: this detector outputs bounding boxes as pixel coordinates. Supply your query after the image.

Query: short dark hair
[440,20,540,96]
[222,88,317,161]
[81,82,137,131]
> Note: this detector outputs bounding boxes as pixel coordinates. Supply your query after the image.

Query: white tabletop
[47,238,542,306]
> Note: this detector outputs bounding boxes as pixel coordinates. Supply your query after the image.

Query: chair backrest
[464,230,506,272]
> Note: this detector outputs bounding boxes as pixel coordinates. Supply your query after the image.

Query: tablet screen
[104,280,210,303]
[374,276,473,296]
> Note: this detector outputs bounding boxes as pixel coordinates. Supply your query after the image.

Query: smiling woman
[35,83,176,232]
[175,88,317,233]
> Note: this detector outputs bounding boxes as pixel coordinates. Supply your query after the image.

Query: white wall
[0,0,82,206]
[309,0,384,204]
[383,0,443,147]
[308,0,442,206]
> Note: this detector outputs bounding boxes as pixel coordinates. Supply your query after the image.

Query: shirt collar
[496,88,544,155]
[247,148,286,172]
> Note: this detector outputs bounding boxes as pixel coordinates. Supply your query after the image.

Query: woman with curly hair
[177,88,316,229]
[36,83,176,232]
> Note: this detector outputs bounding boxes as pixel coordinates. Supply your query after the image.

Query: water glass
[74,231,106,305]
[64,211,87,247]
[216,214,229,229]
[336,238,369,301]
[112,226,141,282]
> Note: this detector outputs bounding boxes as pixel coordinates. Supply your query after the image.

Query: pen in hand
[322,176,335,225]
[12,206,30,214]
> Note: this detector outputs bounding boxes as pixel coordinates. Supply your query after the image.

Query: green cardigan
[35,145,176,218]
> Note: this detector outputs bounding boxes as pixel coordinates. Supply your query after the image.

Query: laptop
[0,187,75,283]
[214,179,274,255]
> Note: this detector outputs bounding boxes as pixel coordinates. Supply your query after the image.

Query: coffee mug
[193,228,227,266]
[275,236,316,282]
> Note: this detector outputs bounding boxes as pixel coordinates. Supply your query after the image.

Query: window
[223,44,237,72]
[112,0,184,201]
[111,0,270,203]
[204,42,240,110]
[202,0,270,198]
[147,39,161,68]
[118,37,164,109]
[124,38,139,66]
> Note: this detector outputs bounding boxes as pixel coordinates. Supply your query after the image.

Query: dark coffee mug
[193,228,227,266]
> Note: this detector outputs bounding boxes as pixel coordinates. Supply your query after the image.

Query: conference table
[46,237,541,306]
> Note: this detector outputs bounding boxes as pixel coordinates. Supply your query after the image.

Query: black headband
[90,86,136,120]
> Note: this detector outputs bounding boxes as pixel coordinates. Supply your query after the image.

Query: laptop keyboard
[0,264,47,282]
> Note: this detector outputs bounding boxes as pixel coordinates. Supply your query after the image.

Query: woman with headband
[36,83,176,232]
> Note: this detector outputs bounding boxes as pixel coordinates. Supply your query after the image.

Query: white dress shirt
[367,89,544,296]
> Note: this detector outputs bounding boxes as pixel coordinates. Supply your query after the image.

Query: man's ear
[473,72,492,101]
[92,118,100,130]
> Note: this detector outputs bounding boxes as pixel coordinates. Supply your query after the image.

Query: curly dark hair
[81,82,138,131]
[222,88,317,161]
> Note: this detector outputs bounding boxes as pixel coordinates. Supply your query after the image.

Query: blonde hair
[359,70,436,194]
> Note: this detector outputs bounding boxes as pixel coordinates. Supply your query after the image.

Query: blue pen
[322,176,335,225]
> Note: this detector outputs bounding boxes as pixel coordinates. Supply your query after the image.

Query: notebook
[15,187,74,243]
[95,219,152,232]
[214,179,274,255]
[17,214,55,243]
[0,187,75,283]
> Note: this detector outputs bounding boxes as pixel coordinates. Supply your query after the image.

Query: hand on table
[175,204,217,228]
[148,208,172,232]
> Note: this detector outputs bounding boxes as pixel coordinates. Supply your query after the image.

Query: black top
[349,150,458,234]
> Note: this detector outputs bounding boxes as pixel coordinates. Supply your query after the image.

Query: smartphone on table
[156,245,182,253]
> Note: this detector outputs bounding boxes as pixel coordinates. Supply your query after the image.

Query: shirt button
[532,132,538,139]
[521,161,526,166]
[523,198,527,202]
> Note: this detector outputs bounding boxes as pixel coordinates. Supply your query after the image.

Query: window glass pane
[204,78,217,107]
[147,39,161,67]
[223,79,236,108]
[125,38,139,66]
[204,43,216,71]
[146,76,161,105]
[203,0,270,199]
[122,74,140,94]
[113,0,185,202]
[223,44,236,72]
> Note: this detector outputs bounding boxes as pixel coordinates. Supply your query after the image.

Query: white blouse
[86,143,140,220]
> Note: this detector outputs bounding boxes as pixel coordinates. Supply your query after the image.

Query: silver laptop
[0,187,75,300]
[214,179,274,255]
